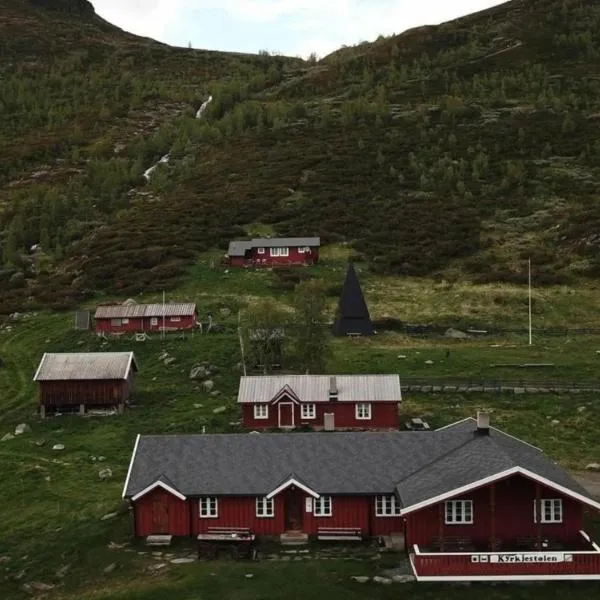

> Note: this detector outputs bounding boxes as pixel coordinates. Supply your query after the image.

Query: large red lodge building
[238,374,401,430]
[122,413,600,581]
[227,237,320,267]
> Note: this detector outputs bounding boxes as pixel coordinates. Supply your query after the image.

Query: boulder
[351,576,370,583]
[23,582,54,593]
[586,463,600,472]
[103,563,118,574]
[213,406,226,414]
[14,423,31,436]
[171,557,195,564]
[425,360,434,365]
[445,328,469,339]
[1,433,14,442]
[101,512,118,521]
[210,390,221,396]
[147,563,167,572]
[577,406,587,413]
[164,357,176,365]
[35,439,45,447]
[56,564,70,578]
[193,403,204,409]
[189,365,209,380]
[244,573,254,578]
[373,576,392,584]
[52,444,65,451]
[98,468,113,480]
[202,380,214,392]
[391,574,415,583]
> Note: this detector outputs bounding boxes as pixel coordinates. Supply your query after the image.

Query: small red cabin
[34,351,138,417]
[94,303,196,335]
[227,237,320,267]
[238,374,401,430]
[122,414,600,581]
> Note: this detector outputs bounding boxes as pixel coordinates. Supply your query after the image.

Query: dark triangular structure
[332,263,374,336]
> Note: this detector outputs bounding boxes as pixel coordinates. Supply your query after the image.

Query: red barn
[122,413,600,581]
[34,352,138,417]
[227,237,320,267]
[94,303,197,335]
[238,374,401,430]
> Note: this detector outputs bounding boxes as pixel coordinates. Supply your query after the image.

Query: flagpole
[528,258,532,346]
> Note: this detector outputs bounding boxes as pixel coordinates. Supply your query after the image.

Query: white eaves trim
[399,466,600,516]
[131,480,186,502]
[414,574,600,582]
[32,353,47,381]
[122,434,140,499]
[266,477,320,500]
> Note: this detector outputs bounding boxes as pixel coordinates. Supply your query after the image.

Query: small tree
[292,279,330,373]
[243,299,287,374]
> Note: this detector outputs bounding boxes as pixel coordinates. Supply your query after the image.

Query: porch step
[280,531,309,546]
[146,535,173,546]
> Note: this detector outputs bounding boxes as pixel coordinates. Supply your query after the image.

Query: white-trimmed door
[278,402,295,428]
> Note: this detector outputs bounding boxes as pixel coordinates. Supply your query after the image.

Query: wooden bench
[431,536,473,551]
[317,527,362,541]
[206,527,252,539]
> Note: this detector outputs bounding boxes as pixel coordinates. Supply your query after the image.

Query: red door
[278,402,295,428]
[284,489,304,531]
[152,496,169,534]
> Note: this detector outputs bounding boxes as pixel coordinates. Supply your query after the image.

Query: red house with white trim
[238,374,401,430]
[122,413,600,581]
[94,303,196,334]
[227,237,320,267]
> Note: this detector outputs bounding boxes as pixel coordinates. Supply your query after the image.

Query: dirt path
[572,471,600,499]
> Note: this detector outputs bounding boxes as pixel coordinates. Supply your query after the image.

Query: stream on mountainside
[142,95,213,181]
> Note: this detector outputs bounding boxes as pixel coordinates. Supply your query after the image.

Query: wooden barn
[332,263,374,336]
[122,413,600,580]
[94,303,196,335]
[238,374,401,430]
[34,352,138,416]
[227,237,320,267]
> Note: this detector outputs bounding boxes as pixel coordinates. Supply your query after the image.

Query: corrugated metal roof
[94,303,196,319]
[33,352,138,381]
[227,237,320,256]
[238,374,401,403]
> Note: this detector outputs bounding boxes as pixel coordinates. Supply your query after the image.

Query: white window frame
[375,495,401,517]
[445,500,473,524]
[150,317,158,326]
[257,247,265,254]
[313,496,332,517]
[110,318,122,326]
[270,247,280,257]
[534,498,563,523]
[280,247,289,257]
[355,403,371,420]
[301,403,316,419]
[170,316,181,322]
[256,496,274,518]
[199,497,218,518]
[270,247,289,257]
[254,404,269,419]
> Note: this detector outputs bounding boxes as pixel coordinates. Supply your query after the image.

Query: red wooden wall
[132,492,403,537]
[405,474,585,548]
[39,378,132,406]
[95,314,196,334]
[229,247,319,267]
[242,401,399,430]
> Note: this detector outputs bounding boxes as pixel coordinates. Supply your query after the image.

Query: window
[313,496,332,517]
[170,316,181,322]
[150,317,158,326]
[254,404,269,419]
[445,500,473,524]
[257,247,265,254]
[256,497,274,518]
[535,499,563,523]
[355,403,371,420]
[270,247,289,257]
[375,495,401,517]
[301,403,316,419]
[298,246,310,254]
[122,318,129,324]
[110,318,122,326]
[199,497,218,518]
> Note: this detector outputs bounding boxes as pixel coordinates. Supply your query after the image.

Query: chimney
[476,411,490,435]
[328,376,338,401]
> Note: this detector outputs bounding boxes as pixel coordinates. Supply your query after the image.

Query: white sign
[305,498,312,513]
[471,553,572,564]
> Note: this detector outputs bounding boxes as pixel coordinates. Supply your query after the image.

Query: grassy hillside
[2,0,600,314]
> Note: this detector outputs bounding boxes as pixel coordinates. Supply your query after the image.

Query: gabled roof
[34,352,138,381]
[94,303,196,319]
[237,374,401,403]
[333,263,373,336]
[228,237,320,256]
[122,419,600,513]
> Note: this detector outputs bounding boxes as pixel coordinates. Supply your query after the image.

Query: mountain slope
[1,0,600,313]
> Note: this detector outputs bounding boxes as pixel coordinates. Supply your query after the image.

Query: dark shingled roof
[123,419,598,511]
[332,263,373,336]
